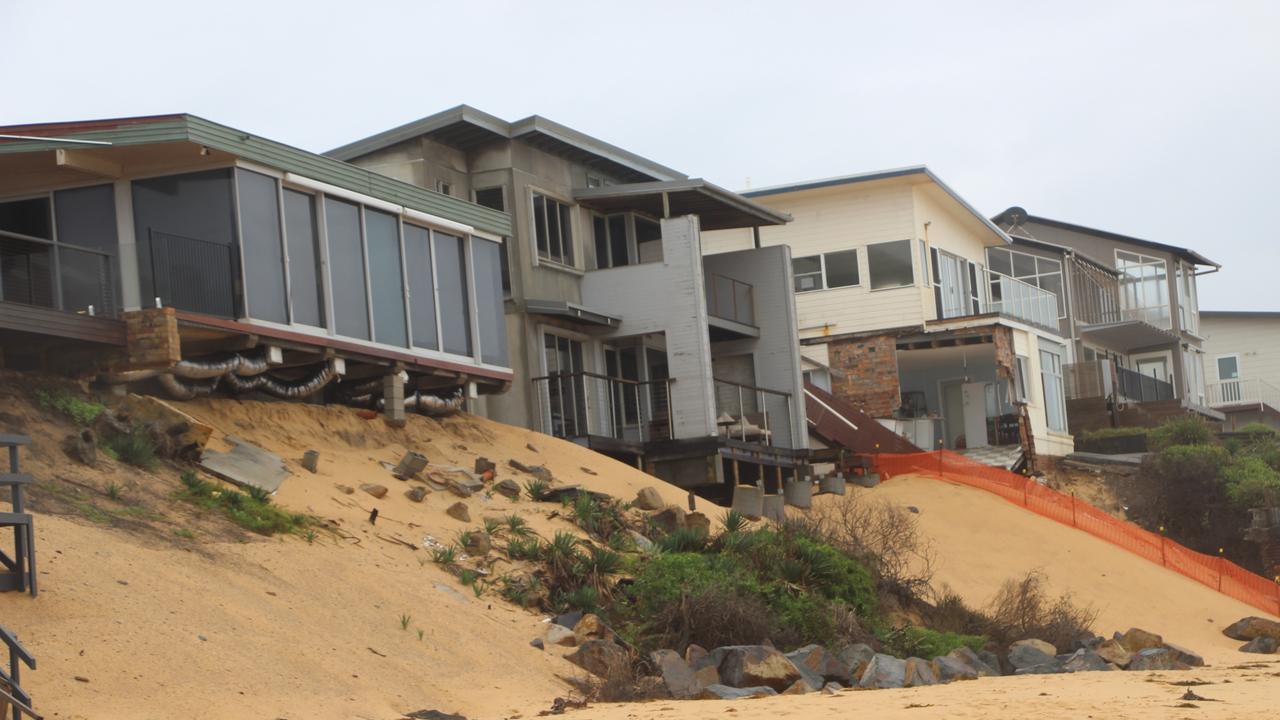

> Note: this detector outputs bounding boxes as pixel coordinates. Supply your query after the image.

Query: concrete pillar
[854,472,881,488]
[783,478,812,509]
[762,493,786,523]
[383,373,406,427]
[731,484,764,519]
[818,473,846,496]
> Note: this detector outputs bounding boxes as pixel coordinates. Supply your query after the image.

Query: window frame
[1215,353,1240,381]
[1039,345,1068,432]
[866,239,915,291]
[791,249,860,294]
[986,246,1067,320]
[1013,354,1031,403]
[530,189,576,268]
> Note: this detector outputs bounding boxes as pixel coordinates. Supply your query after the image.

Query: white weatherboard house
[1200,311,1280,430]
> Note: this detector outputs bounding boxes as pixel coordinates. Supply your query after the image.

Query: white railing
[1206,378,1280,410]
[986,271,1059,330]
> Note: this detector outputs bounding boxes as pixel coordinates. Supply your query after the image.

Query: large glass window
[543,333,586,437]
[236,169,288,324]
[532,192,574,266]
[1176,263,1199,334]
[403,224,438,351]
[792,255,823,292]
[791,251,859,293]
[365,209,407,348]
[282,189,324,328]
[0,196,53,305]
[435,232,472,356]
[323,197,370,340]
[867,239,914,290]
[54,185,118,315]
[472,239,508,366]
[1115,250,1170,329]
[1039,345,1067,432]
[987,247,1065,318]
[473,188,510,295]
[0,197,51,239]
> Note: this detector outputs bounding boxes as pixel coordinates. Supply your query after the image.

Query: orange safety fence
[873,450,1280,617]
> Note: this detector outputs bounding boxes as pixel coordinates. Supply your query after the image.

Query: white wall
[1014,328,1075,457]
[1201,315,1280,388]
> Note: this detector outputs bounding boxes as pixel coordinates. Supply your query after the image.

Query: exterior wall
[1013,327,1075,457]
[824,334,901,417]
[702,245,808,449]
[1201,314,1280,391]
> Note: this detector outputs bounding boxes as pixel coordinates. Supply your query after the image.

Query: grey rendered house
[992,207,1223,431]
[330,106,809,494]
[0,114,512,410]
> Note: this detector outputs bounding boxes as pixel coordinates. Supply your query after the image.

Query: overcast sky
[5,1,1277,310]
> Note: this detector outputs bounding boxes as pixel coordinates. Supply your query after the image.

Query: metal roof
[326,105,687,184]
[574,179,791,231]
[1005,234,1122,277]
[991,207,1218,268]
[0,114,512,236]
[742,165,1012,245]
[524,299,621,328]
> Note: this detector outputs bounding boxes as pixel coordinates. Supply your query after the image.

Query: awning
[525,299,621,328]
[574,179,791,231]
[1078,320,1178,352]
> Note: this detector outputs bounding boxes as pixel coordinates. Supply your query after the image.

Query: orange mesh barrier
[873,451,1280,617]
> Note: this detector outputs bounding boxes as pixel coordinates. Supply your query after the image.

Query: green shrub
[1079,426,1150,441]
[177,470,307,536]
[654,527,710,554]
[35,388,106,426]
[105,425,158,469]
[1149,416,1214,449]
[884,626,986,659]
[1223,455,1280,507]
[1237,422,1278,437]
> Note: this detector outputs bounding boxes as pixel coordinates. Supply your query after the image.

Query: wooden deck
[0,301,125,346]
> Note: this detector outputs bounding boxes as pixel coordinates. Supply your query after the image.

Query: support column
[383,372,406,428]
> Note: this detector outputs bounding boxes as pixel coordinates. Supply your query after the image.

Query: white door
[1217,355,1241,403]
[962,382,990,448]
[1136,357,1169,383]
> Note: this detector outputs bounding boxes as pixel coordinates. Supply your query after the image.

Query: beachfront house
[1200,311,1280,430]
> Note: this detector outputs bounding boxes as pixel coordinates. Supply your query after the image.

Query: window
[1216,354,1239,381]
[543,333,586,437]
[323,197,370,340]
[532,192,574,266]
[867,239,914,290]
[282,189,325,328]
[1039,345,1067,432]
[987,247,1066,318]
[791,250,859,293]
[364,209,408,348]
[1,189,119,315]
[1176,263,1199,334]
[635,216,662,263]
[236,169,289,324]
[1013,355,1030,402]
[436,181,452,197]
[472,187,510,296]
[1115,250,1170,329]
[403,224,438,351]
[435,231,472,356]
[472,238,508,366]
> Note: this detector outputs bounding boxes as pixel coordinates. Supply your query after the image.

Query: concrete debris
[200,435,291,493]
[334,484,354,495]
[697,684,777,700]
[634,486,665,511]
[405,486,429,502]
[392,451,429,480]
[545,624,577,647]
[300,449,320,473]
[474,457,496,475]
[493,478,521,499]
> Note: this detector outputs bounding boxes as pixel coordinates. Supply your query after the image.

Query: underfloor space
[896,343,1018,451]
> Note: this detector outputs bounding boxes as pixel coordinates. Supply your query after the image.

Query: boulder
[573,614,609,643]
[360,483,388,499]
[445,502,470,522]
[545,624,577,647]
[1014,661,1066,675]
[1072,633,1106,651]
[1163,643,1204,667]
[565,640,628,678]
[944,647,997,677]
[1118,628,1164,653]
[693,663,720,689]
[553,611,584,630]
[780,679,810,695]
[1240,636,1279,654]
[934,655,979,682]
[627,530,655,553]
[1127,647,1190,671]
[474,457,496,475]
[1223,616,1280,643]
[650,649,702,699]
[462,532,491,556]
[64,429,97,467]
[904,657,937,687]
[392,451,429,480]
[1094,638,1132,668]
[785,644,852,688]
[836,643,876,679]
[493,479,521,499]
[1062,649,1112,673]
[634,486,665,511]
[1008,639,1058,671]
[405,486,429,502]
[857,654,906,689]
[977,649,1004,676]
[717,645,803,691]
[686,644,709,666]
[821,681,843,695]
[685,512,712,535]
[650,506,686,534]
[698,684,776,700]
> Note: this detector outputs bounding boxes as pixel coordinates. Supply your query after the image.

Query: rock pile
[1223,616,1280,654]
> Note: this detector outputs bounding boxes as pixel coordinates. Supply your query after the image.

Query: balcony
[713,378,793,448]
[704,272,758,340]
[531,371,673,447]
[1207,378,1280,411]
[1,231,116,318]
[985,271,1059,330]
[1116,365,1175,402]
[1064,359,1175,403]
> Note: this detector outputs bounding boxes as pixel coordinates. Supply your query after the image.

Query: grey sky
[5,1,1277,310]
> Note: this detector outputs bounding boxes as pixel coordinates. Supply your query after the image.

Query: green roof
[0,114,511,236]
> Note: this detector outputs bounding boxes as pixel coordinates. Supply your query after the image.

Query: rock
[545,624,577,647]
[686,644,709,666]
[934,655,979,681]
[977,649,1004,676]
[508,459,554,484]
[628,530,655,552]
[64,429,97,466]
[433,469,485,498]
[1008,639,1058,670]
[405,486,429,502]
[717,645,803,691]
[493,479,521,499]
[685,511,712,535]
[635,486,665,511]
[335,484,354,495]
[836,643,876,679]
[573,614,608,643]
[785,644,852,688]
[1127,647,1190,671]
[462,532,491,555]
[948,647,999,677]
[553,610,583,630]
[1072,633,1105,651]
[404,710,467,720]
[857,654,906,689]
[1062,649,1112,673]
[1014,661,1066,675]
[1118,628,1164,653]
[650,649,702,699]
[360,483,388,499]
[780,679,809,695]
[564,640,628,678]
[474,457,496,475]
[650,506,686,534]
[821,681,843,695]
[1240,636,1279,654]
[445,502,470,522]
[904,657,937,687]
[1163,643,1204,667]
[530,638,544,650]
[692,663,720,689]
[300,449,320,473]
[698,684,777,700]
[526,443,539,453]
[1223,616,1280,642]
[1094,638,1132,668]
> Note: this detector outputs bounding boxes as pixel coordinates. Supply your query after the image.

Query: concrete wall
[703,244,808,449]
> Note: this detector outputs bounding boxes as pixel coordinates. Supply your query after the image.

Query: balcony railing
[1065,359,1176,404]
[147,230,237,318]
[713,377,793,448]
[1207,378,1280,410]
[1116,365,1175,402]
[704,272,755,326]
[986,271,1059,330]
[1,231,116,317]
[531,371,673,444]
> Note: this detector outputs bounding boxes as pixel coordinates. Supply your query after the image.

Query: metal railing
[1207,378,1280,410]
[704,272,755,326]
[1116,365,1175,402]
[148,230,237,318]
[713,377,794,448]
[531,371,673,443]
[1064,359,1114,401]
[986,270,1059,330]
[1,230,116,317]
